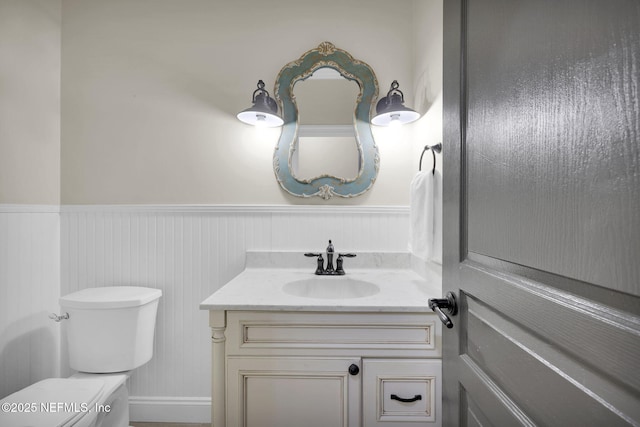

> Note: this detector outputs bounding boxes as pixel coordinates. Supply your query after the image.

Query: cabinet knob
[348,364,360,376]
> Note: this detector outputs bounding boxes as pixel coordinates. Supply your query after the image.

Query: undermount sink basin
[282,277,380,299]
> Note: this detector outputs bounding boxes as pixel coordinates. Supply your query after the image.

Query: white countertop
[199,252,442,312]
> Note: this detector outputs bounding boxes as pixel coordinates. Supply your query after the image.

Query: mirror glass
[274,42,379,200]
[293,67,361,180]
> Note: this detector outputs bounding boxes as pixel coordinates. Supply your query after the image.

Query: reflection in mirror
[295,67,358,126]
[293,67,361,180]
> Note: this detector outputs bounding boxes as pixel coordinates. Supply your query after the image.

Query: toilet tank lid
[60,286,162,309]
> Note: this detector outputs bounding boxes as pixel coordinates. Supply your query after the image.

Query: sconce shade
[371,80,420,126]
[237,80,284,127]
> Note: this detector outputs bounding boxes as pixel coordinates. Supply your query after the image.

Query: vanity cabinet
[209,310,442,427]
[227,356,361,427]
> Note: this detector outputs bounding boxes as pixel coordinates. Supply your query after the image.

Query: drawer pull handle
[390,394,422,403]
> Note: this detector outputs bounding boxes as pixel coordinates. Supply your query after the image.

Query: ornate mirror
[274,42,379,199]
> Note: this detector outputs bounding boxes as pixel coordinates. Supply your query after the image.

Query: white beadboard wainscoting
[0,205,61,399]
[60,205,410,423]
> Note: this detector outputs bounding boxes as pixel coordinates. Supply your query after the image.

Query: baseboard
[129,396,211,423]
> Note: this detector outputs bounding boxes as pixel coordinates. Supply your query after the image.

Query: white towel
[408,170,442,264]
[432,170,442,264]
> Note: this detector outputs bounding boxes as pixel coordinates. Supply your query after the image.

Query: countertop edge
[198,303,435,312]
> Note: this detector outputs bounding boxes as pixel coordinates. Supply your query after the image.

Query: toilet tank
[60,286,162,373]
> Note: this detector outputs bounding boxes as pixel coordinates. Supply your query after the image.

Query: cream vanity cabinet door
[362,359,442,427]
[226,356,361,427]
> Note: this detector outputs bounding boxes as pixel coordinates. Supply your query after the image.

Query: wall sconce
[237,80,284,127]
[371,80,420,126]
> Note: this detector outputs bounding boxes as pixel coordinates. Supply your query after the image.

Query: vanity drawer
[363,359,442,426]
[225,311,440,358]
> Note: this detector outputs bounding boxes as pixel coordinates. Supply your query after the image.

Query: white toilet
[0,286,162,427]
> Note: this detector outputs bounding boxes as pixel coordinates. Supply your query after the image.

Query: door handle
[428,292,458,329]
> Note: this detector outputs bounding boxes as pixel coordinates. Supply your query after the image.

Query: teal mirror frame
[273,42,379,200]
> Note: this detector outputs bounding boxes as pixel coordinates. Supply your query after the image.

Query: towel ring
[419,143,442,175]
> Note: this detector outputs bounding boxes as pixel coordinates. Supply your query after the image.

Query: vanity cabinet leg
[210,311,226,427]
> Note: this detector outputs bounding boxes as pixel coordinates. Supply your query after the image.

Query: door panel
[461,262,640,394]
[457,358,534,426]
[465,293,638,425]
[463,392,494,427]
[464,0,640,297]
[443,0,640,425]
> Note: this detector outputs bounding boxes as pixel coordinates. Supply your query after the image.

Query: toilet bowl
[0,374,128,427]
[0,286,161,427]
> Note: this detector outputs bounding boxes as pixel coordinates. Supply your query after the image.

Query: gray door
[442,0,640,425]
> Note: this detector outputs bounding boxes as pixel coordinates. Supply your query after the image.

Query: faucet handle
[335,253,356,275]
[304,253,325,275]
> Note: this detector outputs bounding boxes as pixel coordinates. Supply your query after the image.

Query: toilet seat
[0,378,104,427]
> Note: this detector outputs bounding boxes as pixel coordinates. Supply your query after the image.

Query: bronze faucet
[305,240,356,275]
